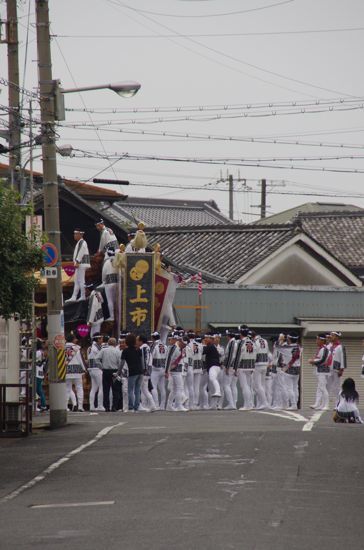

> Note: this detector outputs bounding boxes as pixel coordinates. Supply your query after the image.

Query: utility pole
[228,173,234,221]
[35,0,66,428]
[260,178,267,219]
[6,0,21,190]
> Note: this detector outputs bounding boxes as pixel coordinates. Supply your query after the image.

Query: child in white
[334,378,363,423]
[65,335,86,411]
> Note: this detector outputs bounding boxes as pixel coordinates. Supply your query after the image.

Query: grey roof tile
[148,225,295,283]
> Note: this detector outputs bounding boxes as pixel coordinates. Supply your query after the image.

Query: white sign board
[41,267,57,279]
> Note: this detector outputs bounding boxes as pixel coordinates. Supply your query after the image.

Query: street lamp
[61,81,141,98]
[36,0,141,430]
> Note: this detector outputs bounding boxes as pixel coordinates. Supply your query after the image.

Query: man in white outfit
[234,328,256,411]
[95,219,119,254]
[309,333,330,410]
[165,334,188,412]
[66,229,91,303]
[87,333,104,411]
[150,332,167,410]
[137,334,157,412]
[102,248,119,321]
[280,333,301,410]
[222,330,237,410]
[327,331,346,400]
[252,332,269,409]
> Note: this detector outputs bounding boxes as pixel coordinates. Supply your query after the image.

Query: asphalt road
[1,409,363,550]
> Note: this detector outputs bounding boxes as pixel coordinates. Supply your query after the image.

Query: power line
[63,96,364,115]
[53,27,364,39]
[104,0,318,98]
[69,151,364,173]
[50,30,119,181]
[73,178,364,199]
[59,103,364,127]
[56,125,364,151]
[108,0,355,98]
[121,0,295,18]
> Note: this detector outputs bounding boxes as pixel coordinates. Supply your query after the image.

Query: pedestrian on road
[96,337,122,411]
[122,333,143,411]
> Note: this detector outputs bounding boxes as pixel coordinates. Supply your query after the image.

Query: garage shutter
[301,337,364,407]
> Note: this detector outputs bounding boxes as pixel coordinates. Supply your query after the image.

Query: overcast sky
[2,0,364,221]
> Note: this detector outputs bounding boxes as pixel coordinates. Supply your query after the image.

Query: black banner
[123,253,155,335]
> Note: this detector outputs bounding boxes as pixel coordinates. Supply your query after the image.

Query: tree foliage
[0,182,44,319]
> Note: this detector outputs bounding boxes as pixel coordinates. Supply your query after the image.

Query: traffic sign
[53,333,65,350]
[41,242,59,267]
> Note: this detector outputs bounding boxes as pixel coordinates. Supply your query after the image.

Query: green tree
[0,181,43,319]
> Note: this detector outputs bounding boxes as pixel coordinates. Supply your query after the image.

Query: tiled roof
[255,202,364,225]
[297,212,364,271]
[148,225,295,283]
[0,163,125,200]
[84,197,232,229]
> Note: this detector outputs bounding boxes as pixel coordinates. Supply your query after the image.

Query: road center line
[0,422,126,504]
[30,501,115,509]
[302,411,324,431]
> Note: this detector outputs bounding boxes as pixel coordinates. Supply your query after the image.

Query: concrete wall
[174,285,364,330]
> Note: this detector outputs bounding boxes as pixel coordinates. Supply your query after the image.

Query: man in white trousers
[137,334,157,412]
[203,334,222,409]
[66,229,91,303]
[279,333,302,410]
[234,328,256,411]
[222,330,237,410]
[87,333,104,411]
[309,333,330,410]
[101,248,119,321]
[165,334,188,412]
[150,332,168,410]
[252,332,269,410]
[327,331,346,400]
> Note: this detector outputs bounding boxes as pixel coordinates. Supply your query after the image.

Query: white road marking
[302,410,324,431]
[130,426,167,430]
[30,501,114,509]
[0,422,126,504]
[281,411,309,422]
[253,411,305,422]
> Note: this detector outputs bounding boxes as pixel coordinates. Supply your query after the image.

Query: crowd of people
[31,326,362,422]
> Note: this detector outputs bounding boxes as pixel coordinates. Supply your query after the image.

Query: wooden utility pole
[260,179,267,219]
[35,0,66,428]
[228,173,234,221]
[6,0,21,189]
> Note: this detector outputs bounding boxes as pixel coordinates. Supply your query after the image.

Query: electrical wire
[19,0,32,111]
[67,151,364,173]
[53,26,364,39]
[56,125,364,151]
[108,0,356,98]
[50,31,119,180]
[121,0,295,18]
[104,0,318,98]
[63,96,364,115]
